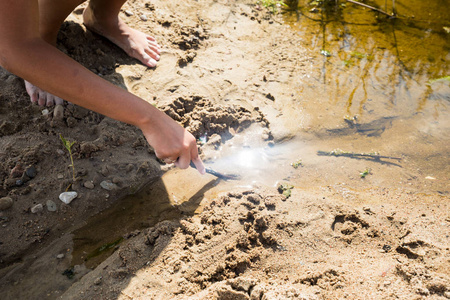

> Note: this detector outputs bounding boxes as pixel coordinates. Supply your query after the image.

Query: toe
[54,96,64,105]
[25,81,38,103]
[148,44,161,58]
[38,90,47,106]
[146,35,157,42]
[142,53,157,67]
[146,47,160,61]
[46,94,55,107]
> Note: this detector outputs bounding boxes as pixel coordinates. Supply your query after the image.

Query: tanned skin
[0,0,205,174]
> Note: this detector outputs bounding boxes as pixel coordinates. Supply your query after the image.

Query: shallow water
[209,0,449,194]
[71,0,449,268]
[276,0,450,190]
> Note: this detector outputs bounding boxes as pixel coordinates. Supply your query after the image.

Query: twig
[345,0,394,18]
[317,149,401,161]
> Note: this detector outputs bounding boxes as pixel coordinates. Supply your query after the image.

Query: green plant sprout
[291,159,303,169]
[427,75,450,85]
[278,183,294,198]
[60,134,76,182]
[258,0,287,13]
[360,168,371,178]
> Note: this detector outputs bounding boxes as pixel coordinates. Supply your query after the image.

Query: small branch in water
[345,0,395,18]
[317,149,402,161]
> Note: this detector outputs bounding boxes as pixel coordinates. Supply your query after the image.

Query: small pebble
[42,109,50,116]
[59,191,78,204]
[94,276,102,285]
[0,197,13,211]
[56,149,65,156]
[10,164,24,178]
[140,14,148,21]
[57,174,64,179]
[56,254,65,259]
[100,180,118,191]
[53,104,64,120]
[15,179,23,186]
[25,165,37,178]
[66,116,77,128]
[31,204,44,214]
[84,181,95,189]
[46,200,57,212]
[124,10,134,16]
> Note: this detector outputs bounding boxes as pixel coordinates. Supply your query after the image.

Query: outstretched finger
[190,146,205,175]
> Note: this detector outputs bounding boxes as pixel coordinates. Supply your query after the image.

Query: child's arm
[0,0,205,174]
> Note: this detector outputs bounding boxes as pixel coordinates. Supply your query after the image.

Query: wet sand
[0,0,448,299]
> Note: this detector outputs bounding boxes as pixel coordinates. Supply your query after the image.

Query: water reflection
[283,0,449,125]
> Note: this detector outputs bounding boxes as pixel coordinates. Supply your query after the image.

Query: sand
[0,0,448,299]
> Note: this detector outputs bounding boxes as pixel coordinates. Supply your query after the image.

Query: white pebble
[42,109,50,116]
[56,254,65,259]
[59,191,78,204]
[140,14,148,21]
[31,204,43,214]
[124,10,134,16]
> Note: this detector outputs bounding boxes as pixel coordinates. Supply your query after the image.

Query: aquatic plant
[258,0,287,13]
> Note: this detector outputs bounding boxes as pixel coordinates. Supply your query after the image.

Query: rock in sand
[46,200,57,212]
[84,181,95,189]
[100,180,118,191]
[53,104,64,120]
[59,191,78,204]
[0,197,13,211]
[31,204,43,214]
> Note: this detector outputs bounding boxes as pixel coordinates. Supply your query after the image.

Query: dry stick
[317,150,402,161]
[345,0,394,17]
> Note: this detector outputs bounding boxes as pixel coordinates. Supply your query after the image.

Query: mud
[0,0,448,299]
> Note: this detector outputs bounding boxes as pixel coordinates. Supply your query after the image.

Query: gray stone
[0,197,13,211]
[46,200,57,212]
[25,165,37,178]
[100,180,118,191]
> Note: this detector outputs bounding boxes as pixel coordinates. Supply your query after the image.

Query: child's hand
[140,110,205,175]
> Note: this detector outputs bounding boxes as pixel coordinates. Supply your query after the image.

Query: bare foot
[25,80,64,106]
[83,7,161,68]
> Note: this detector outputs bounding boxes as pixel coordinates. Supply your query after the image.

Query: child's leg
[27,0,161,106]
[26,0,85,106]
[83,0,160,68]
